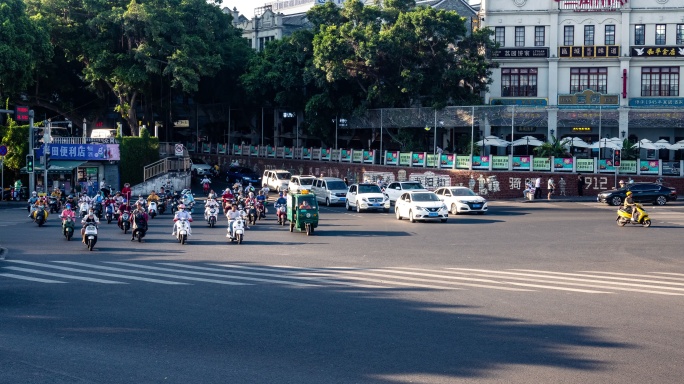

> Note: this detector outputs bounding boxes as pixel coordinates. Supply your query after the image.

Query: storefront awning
[21,160,86,174]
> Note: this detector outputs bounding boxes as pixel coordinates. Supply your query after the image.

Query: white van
[262,169,291,192]
[289,175,316,194]
[90,128,117,139]
[312,177,348,206]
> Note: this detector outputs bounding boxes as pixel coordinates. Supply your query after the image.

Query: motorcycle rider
[204,196,220,221]
[256,190,267,217]
[274,192,287,222]
[81,209,100,243]
[623,191,638,222]
[51,187,62,204]
[201,175,211,195]
[117,203,131,229]
[221,188,235,211]
[28,191,39,218]
[147,191,159,213]
[226,203,245,236]
[60,203,76,233]
[130,202,149,241]
[244,183,255,195]
[172,204,193,236]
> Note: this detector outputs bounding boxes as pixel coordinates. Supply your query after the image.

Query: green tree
[28,0,249,136]
[534,136,569,158]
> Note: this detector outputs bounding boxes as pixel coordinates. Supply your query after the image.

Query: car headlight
[457,200,468,204]
[361,198,368,203]
[440,204,447,210]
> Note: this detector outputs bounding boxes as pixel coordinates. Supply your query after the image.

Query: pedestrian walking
[577,174,584,196]
[559,176,566,196]
[534,176,542,199]
[547,177,555,200]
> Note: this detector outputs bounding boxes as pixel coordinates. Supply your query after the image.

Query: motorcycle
[617,204,651,228]
[93,201,103,219]
[275,204,287,226]
[158,199,166,215]
[132,214,147,242]
[79,201,90,218]
[49,197,61,213]
[246,203,257,226]
[62,218,75,241]
[148,201,158,219]
[255,201,266,220]
[227,216,245,244]
[105,203,115,224]
[174,218,192,245]
[33,206,48,227]
[120,211,131,234]
[203,180,211,195]
[83,222,98,251]
[206,206,219,228]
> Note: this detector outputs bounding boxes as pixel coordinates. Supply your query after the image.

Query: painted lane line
[577,271,684,285]
[109,262,317,288]
[200,263,387,289]
[4,267,127,284]
[54,261,248,286]
[294,268,465,290]
[509,269,684,292]
[368,268,533,292]
[0,273,66,283]
[446,269,684,295]
[6,260,187,285]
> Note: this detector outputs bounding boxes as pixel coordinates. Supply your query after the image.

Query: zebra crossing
[2,259,684,296]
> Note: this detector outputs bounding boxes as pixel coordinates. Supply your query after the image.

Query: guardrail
[143,157,191,181]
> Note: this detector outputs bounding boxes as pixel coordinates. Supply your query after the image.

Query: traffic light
[613,149,622,167]
[32,128,42,149]
[26,154,34,173]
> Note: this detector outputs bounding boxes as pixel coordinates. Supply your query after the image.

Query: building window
[656,24,666,45]
[605,25,615,45]
[635,24,645,45]
[584,25,595,46]
[258,36,275,51]
[501,68,538,97]
[677,25,684,45]
[515,27,525,47]
[570,67,608,94]
[495,27,505,46]
[535,26,545,47]
[564,26,574,46]
[641,67,680,97]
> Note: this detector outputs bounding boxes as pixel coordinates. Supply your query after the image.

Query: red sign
[15,106,29,122]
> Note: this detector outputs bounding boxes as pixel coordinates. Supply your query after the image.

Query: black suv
[225,166,261,186]
[597,183,678,206]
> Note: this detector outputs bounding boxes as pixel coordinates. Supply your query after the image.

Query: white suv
[346,183,390,213]
[383,181,427,205]
[312,177,348,206]
[262,169,291,192]
[190,158,213,176]
[289,175,316,194]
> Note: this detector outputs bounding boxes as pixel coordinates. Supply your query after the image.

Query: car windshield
[450,188,477,196]
[298,197,316,208]
[300,178,314,185]
[327,181,347,190]
[276,172,291,180]
[359,185,382,194]
[403,182,424,190]
[412,193,440,202]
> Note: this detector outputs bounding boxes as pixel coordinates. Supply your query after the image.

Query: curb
[0,247,7,261]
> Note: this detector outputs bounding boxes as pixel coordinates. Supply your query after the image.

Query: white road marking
[0,273,66,283]
[3,267,127,284]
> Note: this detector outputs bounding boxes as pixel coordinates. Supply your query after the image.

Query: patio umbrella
[561,137,590,149]
[587,138,622,149]
[511,136,544,155]
[636,139,657,150]
[653,139,673,150]
[669,140,684,150]
[475,135,510,147]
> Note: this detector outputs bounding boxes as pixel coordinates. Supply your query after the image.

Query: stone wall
[200,155,683,200]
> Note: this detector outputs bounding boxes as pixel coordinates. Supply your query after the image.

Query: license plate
[339,198,346,201]
[372,203,380,206]
[428,212,438,217]
[472,204,481,208]
[88,236,94,239]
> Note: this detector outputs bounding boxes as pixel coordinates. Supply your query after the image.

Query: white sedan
[383,181,427,205]
[395,191,448,223]
[434,187,488,215]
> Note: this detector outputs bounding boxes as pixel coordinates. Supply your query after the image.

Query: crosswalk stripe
[580,271,684,282]
[447,268,684,296]
[4,267,127,284]
[0,273,66,283]
[510,269,684,292]
[200,263,388,289]
[54,261,249,286]
[108,262,317,287]
[365,268,534,292]
[5,260,188,285]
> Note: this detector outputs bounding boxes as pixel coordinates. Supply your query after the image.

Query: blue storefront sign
[36,144,120,161]
[629,98,684,107]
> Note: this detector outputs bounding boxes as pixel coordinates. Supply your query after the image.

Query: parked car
[395,191,448,223]
[190,158,213,176]
[434,186,488,215]
[262,169,291,192]
[225,166,261,186]
[289,175,316,194]
[597,182,677,206]
[312,177,348,206]
[383,181,428,205]
[346,183,390,212]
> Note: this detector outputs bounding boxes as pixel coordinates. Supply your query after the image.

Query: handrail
[144,157,191,181]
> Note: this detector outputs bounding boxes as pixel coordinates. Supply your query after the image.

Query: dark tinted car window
[628,185,648,192]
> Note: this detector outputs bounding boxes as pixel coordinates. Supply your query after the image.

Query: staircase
[144,157,191,181]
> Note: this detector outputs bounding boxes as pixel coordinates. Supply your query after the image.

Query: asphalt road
[2,189,684,384]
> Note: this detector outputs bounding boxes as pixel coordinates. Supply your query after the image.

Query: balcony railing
[50,137,119,144]
[556,0,626,12]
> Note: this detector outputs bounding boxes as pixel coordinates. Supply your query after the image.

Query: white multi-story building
[480,0,684,160]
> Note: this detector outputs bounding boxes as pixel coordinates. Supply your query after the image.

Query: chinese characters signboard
[559,45,619,58]
[494,48,549,59]
[37,144,120,161]
[631,46,684,57]
[558,89,619,106]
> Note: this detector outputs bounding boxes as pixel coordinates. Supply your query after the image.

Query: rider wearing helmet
[81,209,100,243]
[623,191,637,221]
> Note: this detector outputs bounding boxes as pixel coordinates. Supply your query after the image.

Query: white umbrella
[636,139,657,150]
[587,138,622,149]
[653,139,673,150]
[669,140,684,150]
[562,137,590,148]
[511,136,545,147]
[475,135,510,147]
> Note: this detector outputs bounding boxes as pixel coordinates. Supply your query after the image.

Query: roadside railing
[144,157,191,181]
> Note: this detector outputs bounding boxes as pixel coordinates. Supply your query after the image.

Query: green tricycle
[287,190,319,235]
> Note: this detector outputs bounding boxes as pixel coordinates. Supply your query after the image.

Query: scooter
[62,218,75,241]
[255,201,266,220]
[203,180,211,195]
[105,203,115,224]
[49,197,61,213]
[617,204,651,227]
[132,217,147,242]
[246,203,257,226]
[79,201,90,218]
[174,217,192,245]
[206,206,219,228]
[158,200,166,215]
[148,201,158,219]
[93,201,103,219]
[275,204,287,226]
[33,206,48,227]
[83,222,98,251]
[120,211,131,234]
[227,217,245,244]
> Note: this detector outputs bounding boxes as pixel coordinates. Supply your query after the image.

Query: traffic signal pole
[29,110,35,194]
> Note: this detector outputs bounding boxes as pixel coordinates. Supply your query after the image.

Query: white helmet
[32,191,37,196]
